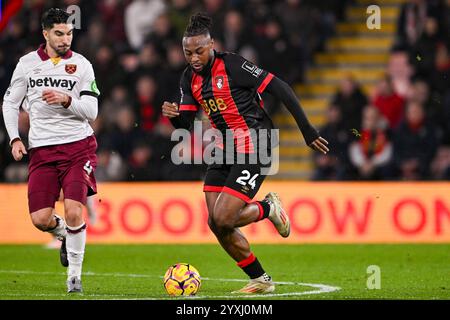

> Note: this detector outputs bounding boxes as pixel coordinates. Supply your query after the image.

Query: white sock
[66,223,86,280]
[47,214,67,240]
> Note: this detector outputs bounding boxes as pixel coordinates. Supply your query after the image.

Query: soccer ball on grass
[163,263,201,296]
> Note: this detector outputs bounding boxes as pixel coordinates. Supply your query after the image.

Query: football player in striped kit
[163,13,329,294]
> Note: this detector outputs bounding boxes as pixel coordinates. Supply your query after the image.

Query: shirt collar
[37,43,73,61]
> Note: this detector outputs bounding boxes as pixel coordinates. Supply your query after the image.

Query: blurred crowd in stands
[0,0,449,182]
[313,0,450,181]
[0,0,344,182]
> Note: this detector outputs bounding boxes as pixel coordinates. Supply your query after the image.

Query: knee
[64,202,83,226]
[30,211,53,231]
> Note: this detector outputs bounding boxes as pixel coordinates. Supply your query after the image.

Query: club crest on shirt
[65,64,77,74]
[215,76,224,89]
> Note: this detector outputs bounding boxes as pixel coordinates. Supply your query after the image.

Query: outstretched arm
[265,76,329,154]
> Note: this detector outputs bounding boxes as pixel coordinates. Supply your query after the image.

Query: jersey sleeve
[79,62,100,99]
[65,61,99,121]
[178,70,199,112]
[225,53,274,94]
[2,60,27,144]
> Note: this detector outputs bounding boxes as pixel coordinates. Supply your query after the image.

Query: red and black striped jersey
[178,51,275,153]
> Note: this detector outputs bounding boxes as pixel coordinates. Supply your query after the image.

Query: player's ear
[210,38,214,50]
[42,29,49,42]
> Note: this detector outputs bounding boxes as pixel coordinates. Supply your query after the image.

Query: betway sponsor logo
[29,77,76,91]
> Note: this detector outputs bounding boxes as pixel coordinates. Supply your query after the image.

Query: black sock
[255,200,271,221]
[237,253,266,279]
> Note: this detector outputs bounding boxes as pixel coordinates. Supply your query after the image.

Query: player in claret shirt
[163,13,329,294]
[2,8,100,293]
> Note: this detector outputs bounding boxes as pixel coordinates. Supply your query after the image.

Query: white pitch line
[0,269,341,299]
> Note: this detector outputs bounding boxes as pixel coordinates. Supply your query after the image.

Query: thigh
[223,163,268,203]
[62,180,89,205]
[205,192,220,217]
[28,163,61,213]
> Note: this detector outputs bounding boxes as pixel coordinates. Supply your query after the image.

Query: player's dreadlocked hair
[184,13,212,37]
[41,8,70,30]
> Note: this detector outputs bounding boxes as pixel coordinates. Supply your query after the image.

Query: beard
[50,43,70,56]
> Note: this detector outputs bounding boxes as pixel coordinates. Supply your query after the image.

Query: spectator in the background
[0,16,29,63]
[256,17,296,84]
[396,0,428,50]
[124,0,166,50]
[393,101,438,180]
[95,144,128,182]
[312,104,351,180]
[97,0,127,44]
[331,75,368,132]
[127,140,161,181]
[274,0,313,45]
[134,75,161,132]
[410,17,441,81]
[431,42,450,95]
[161,42,187,103]
[348,106,393,180]
[94,44,120,98]
[408,78,444,137]
[431,144,450,180]
[274,0,328,65]
[98,84,133,130]
[144,13,179,58]
[221,10,249,52]
[272,1,310,84]
[108,107,147,161]
[117,48,140,92]
[75,20,105,62]
[386,50,414,97]
[0,50,15,95]
[443,88,450,143]
[372,75,405,130]
[135,42,163,78]
[201,0,228,36]
[169,0,196,38]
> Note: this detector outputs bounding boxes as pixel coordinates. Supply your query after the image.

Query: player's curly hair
[184,13,212,37]
[41,8,71,30]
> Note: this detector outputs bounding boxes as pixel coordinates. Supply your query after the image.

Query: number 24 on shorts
[236,170,259,190]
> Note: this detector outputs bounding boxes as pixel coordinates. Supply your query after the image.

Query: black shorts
[203,162,269,203]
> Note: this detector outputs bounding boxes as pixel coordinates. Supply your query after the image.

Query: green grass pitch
[0,244,449,300]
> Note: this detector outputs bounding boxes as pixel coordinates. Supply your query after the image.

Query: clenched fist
[162,101,180,118]
[11,139,27,161]
[42,89,70,106]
